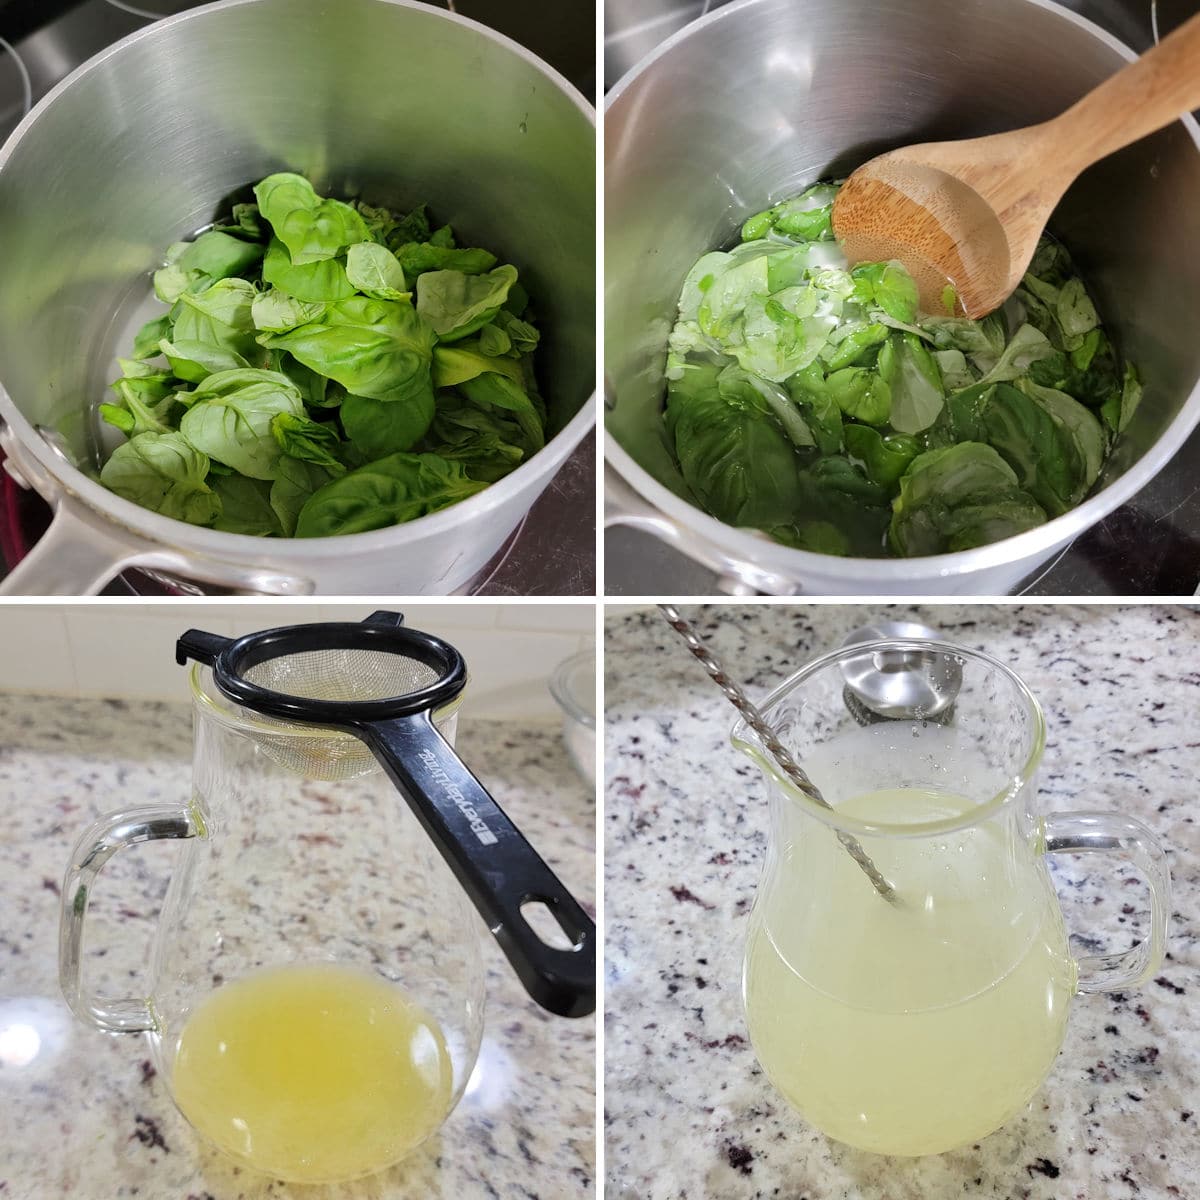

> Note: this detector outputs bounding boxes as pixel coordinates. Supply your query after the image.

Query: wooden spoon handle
[1050,10,1200,173]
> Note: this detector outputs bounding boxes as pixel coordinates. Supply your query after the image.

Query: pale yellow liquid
[171,963,454,1182]
[744,787,1075,1156]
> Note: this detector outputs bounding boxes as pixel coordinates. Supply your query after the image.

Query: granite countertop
[604,604,1199,1200]
[0,695,595,1200]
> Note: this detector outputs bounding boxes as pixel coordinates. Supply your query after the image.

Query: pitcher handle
[1042,811,1171,994]
[59,805,202,1033]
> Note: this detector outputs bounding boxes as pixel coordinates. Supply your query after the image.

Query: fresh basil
[345,243,409,300]
[178,368,305,480]
[294,452,488,537]
[665,180,1135,558]
[99,431,220,526]
[98,174,544,537]
[416,265,518,342]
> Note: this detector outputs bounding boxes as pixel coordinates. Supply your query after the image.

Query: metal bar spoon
[659,605,898,905]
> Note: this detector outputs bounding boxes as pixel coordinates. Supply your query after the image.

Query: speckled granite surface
[605,604,1199,1200]
[0,695,594,1200]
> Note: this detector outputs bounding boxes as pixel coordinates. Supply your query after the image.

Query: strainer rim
[189,662,465,737]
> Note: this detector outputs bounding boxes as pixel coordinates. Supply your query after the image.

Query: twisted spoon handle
[659,605,897,904]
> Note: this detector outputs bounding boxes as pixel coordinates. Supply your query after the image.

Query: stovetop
[0,0,596,596]
[604,0,1200,597]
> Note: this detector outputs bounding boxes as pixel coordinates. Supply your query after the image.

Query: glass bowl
[550,650,596,788]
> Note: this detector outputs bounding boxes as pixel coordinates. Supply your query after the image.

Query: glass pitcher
[59,662,484,1184]
[734,639,1170,1158]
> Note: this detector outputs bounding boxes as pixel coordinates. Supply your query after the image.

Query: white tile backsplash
[0,608,76,693]
[496,604,594,632]
[0,603,593,722]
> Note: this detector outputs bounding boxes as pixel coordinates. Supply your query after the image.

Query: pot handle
[1042,811,1171,994]
[363,713,596,1018]
[0,502,150,595]
[603,465,799,596]
[59,804,203,1033]
[0,493,314,596]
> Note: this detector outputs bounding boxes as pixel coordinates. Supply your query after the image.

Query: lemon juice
[171,962,454,1182]
[743,786,1075,1156]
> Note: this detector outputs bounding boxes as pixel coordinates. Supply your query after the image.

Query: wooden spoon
[831,10,1200,318]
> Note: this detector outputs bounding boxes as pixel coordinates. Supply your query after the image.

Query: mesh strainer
[177,611,594,1019]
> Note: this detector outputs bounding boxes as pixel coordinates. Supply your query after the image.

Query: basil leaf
[99,431,220,526]
[889,443,1046,555]
[270,456,333,537]
[416,265,518,342]
[211,475,283,536]
[666,363,804,529]
[345,242,409,300]
[179,368,304,479]
[153,231,265,303]
[131,315,172,360]
[252,290,327,333]
[159,338,250,383]
[341,392,433,459]
[260,295,436,410]
[879,333,945,434]
[254,172,370,265]
[844,424,920,489]
[457,373,545,454]
[294,452,488,537]
[271,411,346,475]
[393,242,497,279]
[262,238,356,302]
[433,344,524,389]
[423,391,529,483]
[826,366,891,426]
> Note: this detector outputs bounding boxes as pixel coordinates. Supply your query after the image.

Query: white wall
[0,602,594,722]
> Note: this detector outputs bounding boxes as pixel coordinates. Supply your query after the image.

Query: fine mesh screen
[243,648,442,702]
[237,647,443,782]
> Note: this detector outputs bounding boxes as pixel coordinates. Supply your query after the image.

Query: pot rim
[0,0,596,562]
[603,0,1200,584]
[730,637,1047,839]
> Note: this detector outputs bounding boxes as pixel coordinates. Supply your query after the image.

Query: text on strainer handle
[363,714,595,1018]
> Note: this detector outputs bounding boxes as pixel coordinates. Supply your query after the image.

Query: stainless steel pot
[0,0,595,595]
[605,0,1200,595]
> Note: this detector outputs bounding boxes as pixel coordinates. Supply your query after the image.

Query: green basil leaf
[211,474,283,536]
[393,242,498,279]
[254,172,370,265]
[889,443,1046,555]
[340,392,433,459]
[423,391,528,483]
[270,456,333,536]
[159,338,250,383]
[294,452,488,537]
[345,242,409,300]
[178,368,304,479]
[131,315,172,360]
[457,373,545,454]
[153,231,265,303]
[826,366,891,426]
[252,289,327,333]
[416,265,518,342]
[432,344,524,389]
[271,411,346,475]
[99,431,220,526]
[260,295,436,411]
[262,238,356,303]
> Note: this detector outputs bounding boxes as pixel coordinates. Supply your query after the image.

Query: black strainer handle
[364,714,595,1019]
